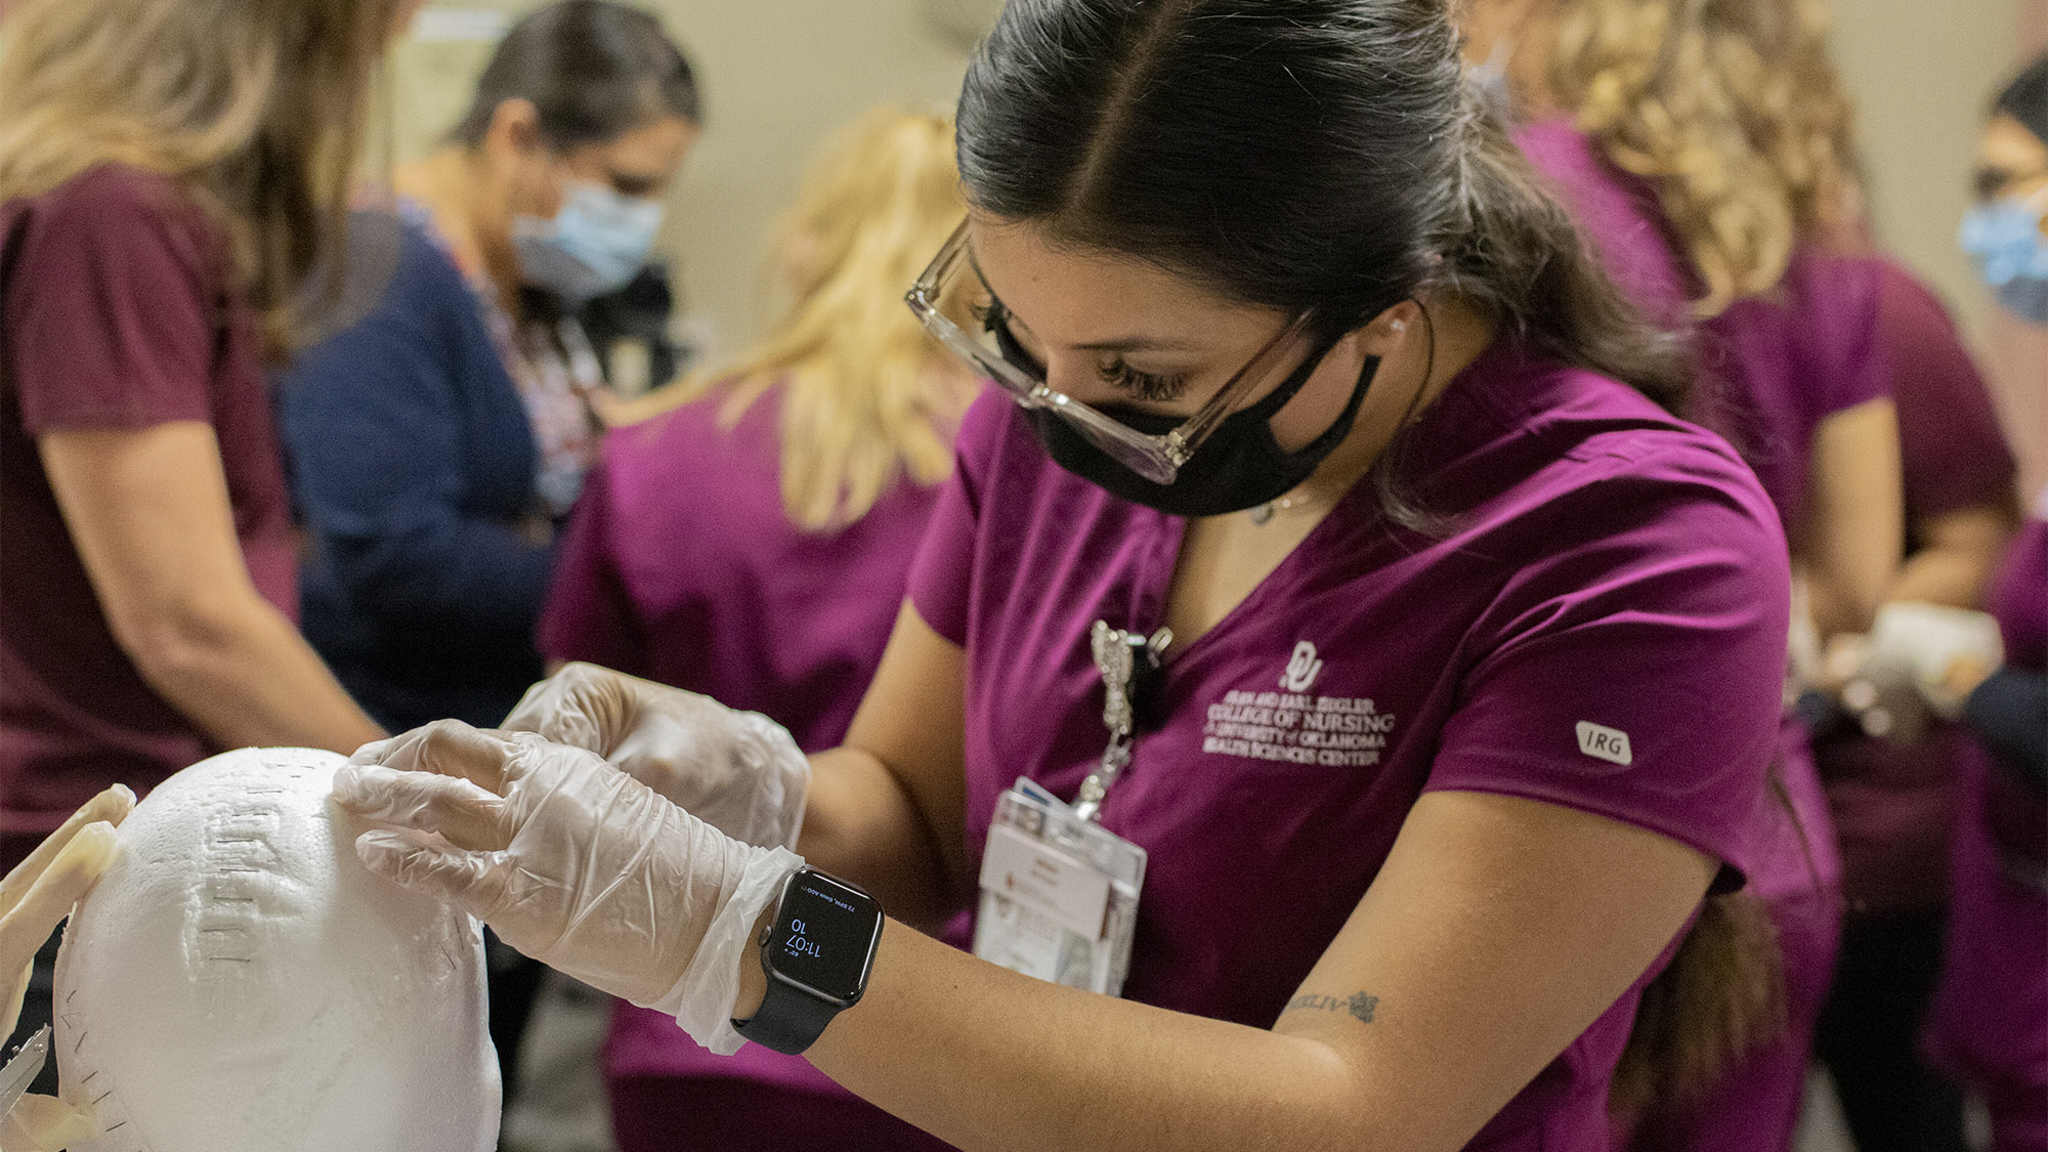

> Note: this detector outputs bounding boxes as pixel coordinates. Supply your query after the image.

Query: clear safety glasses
[904,220,1312,485]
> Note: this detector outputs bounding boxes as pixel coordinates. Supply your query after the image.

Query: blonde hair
[1540,0,1861,315]
[0,0,400,354]
[634,107,972,532]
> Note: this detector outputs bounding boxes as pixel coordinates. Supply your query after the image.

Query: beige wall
[394,1,2038,363]
[1833,0,2047,495]
[390,1,977,364]
[1831,0,2035,342]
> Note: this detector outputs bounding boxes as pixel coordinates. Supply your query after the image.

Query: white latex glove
[1866,601,2005,720]
[0,784,134,1151]
[503,663,810,851]
[335,722,802,1055]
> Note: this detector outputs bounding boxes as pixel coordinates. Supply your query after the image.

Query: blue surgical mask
[513,181,664,305]
[1960,192,2048,326]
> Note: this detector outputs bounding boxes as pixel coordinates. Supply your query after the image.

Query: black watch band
[731,868,884,1056]
[732,974,839,1055]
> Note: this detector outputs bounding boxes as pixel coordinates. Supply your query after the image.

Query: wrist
[733,901,779,1019]
[642,843,803,1057]
[729,867,884,1055]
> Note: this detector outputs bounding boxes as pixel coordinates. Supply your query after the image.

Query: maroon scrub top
[1927,513,2048,1142]
[909,338,1789,1150]
[540,383,951,1151]
[0,165,297,864]
[1814,262,2018,913]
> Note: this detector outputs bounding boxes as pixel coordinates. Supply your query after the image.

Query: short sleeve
[1426,451,1791,881]
[906,390,1009,646]
[536,455,649,675]
[1798,252,1890,419]
[1875,262,2017,521]
[4,168,220,434]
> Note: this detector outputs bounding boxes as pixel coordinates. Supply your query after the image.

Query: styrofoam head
[55,747,500,1151]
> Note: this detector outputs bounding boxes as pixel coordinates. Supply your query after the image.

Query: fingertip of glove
[331,762,400,810]
[352,827,414,870]
[91,783,136,822]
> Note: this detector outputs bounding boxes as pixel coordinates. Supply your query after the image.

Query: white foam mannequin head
[55,747,500,1152]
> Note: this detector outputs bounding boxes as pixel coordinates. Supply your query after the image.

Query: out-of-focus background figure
[281,0,701,739]
[0,0,405,1102]
[275,3,698,1131]
[1801,257,2018,1152]
[1927,52,2048,1152]
[1455,2,1903,1149]
[529,104,974,1152]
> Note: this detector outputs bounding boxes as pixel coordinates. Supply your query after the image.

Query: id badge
[973,779,1145,996]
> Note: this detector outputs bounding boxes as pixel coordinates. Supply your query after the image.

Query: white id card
[973,779,1145,996]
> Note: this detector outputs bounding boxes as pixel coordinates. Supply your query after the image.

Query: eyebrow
[964,244,1204,355]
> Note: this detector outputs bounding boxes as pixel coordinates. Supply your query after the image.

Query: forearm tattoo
[1282,991,1378,1024]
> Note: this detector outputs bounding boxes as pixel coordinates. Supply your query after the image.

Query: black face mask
[1023,340,1380,518]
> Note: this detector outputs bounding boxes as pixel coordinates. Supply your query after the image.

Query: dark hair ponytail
[1611,889,1788,1115]
[453,0,699,150]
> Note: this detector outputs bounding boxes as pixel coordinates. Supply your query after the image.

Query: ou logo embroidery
[1279,640,1323,693]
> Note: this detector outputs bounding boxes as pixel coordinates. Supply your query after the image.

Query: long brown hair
[0,0,403,356]
[1610,889,1788,1114]
[628,108,973,531]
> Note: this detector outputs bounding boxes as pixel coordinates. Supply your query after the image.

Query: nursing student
[1931,54,2048,1152]
[335,2,1795,1149]
[1456,1,1912,1146]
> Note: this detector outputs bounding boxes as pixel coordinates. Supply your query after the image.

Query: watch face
[769,871,882,1004]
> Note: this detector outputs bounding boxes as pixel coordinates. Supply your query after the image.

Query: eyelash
[1100,359,1188,402]
[973,300,1189,402]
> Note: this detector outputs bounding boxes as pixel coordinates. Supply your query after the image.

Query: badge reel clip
[974,621,1167,997]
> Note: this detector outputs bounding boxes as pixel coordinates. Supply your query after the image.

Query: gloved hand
[0,784,134,1151]
[335,722,802,1055]
[503,663,810,851]
[1865,601,2004,719]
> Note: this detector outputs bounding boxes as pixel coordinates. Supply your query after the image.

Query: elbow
[107,593,260,690]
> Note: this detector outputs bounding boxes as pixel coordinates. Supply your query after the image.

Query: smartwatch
[732,867,885,1055]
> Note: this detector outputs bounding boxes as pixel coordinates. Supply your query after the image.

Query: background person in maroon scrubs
[1456,1,1910,1147]
[1806,261,2018,1152]
[1929,54,2048,1152]
[537,107,975,1151]
[0,0,406,1096]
